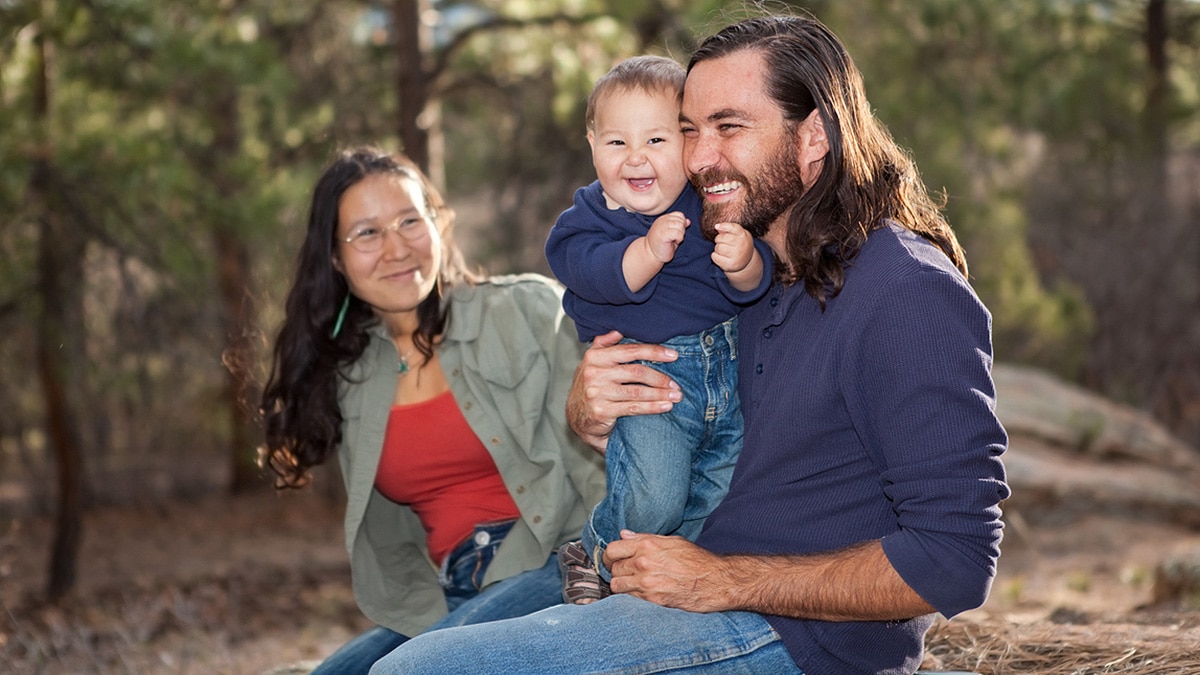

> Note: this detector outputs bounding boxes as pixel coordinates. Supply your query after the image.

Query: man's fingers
[583,353,679,387]
[587,383,676,417]
[590,330,625,349]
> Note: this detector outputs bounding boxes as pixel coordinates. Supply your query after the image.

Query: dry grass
[921,614,1200,674]
[1,490,366,674]
[1,565,364,675]
[5,491,1200,674]
[8,583,1200,674]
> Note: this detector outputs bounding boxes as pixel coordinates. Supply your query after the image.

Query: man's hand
[566,331,681,453]
[604,531,734,613]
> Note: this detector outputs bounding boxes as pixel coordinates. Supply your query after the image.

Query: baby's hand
[645,211,689,264]
[711,222,756,274]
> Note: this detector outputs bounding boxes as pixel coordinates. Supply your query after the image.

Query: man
[371,14,1009,675]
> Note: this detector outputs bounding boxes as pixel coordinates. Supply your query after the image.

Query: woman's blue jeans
[369,594,804,674]
[582,318,742,579]
[311,520,562,675]
[438,519,516,608]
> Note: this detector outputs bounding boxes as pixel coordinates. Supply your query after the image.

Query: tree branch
[429,12,604,85]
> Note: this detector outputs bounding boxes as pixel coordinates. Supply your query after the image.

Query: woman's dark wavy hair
[259,147,478,488]
[689,15,967,305]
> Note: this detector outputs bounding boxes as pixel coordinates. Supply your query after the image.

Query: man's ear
[796,108,829,166]
[586,130,596,153]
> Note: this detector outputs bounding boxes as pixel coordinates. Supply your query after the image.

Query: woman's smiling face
[332,172,442,329]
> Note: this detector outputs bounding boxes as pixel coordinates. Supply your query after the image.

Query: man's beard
[693,141,806,241]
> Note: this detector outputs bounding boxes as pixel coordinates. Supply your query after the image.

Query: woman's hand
[566,330,681,454]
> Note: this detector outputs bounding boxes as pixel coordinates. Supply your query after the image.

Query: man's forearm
[712,540,935,621]
[606,533,935,621]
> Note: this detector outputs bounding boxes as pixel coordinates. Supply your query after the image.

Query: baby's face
[587,87,688,216]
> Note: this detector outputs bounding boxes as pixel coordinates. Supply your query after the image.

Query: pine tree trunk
[30,12,88,602]
[393,0,430,173]
[204,80,263,493]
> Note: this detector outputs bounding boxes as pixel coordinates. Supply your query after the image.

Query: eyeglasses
[340,212,434,253]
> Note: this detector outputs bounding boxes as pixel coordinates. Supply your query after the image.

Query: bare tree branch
[429,12,604,89]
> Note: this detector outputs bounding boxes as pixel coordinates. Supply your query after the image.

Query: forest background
[1,0,1198,613]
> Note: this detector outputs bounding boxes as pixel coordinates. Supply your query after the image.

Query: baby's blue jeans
[582,317,742,579]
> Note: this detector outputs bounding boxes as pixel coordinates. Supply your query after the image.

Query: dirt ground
[3,488,1200,675]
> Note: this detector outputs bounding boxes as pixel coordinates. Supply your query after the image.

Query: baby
[545,55,772,604]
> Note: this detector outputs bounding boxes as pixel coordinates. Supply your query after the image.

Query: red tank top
[373,390,520,565]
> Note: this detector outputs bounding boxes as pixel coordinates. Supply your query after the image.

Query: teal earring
[331,293,351,338]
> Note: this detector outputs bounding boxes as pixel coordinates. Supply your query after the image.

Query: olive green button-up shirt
[337,274,605,637]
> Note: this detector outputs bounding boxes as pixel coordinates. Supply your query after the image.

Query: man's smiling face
[680,49,810,242]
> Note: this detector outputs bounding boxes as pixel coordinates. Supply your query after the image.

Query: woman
[259,147,605,673]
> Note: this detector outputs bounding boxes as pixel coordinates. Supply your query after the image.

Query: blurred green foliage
[0,0,1196,507]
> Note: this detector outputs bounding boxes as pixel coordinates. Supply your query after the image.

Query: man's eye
[648,137,665,144]
[607,140,625,146]
[353,227,380,239]
[398,218,421,229]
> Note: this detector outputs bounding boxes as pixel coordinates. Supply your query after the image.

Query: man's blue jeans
[582,318,742,579]
[369,594,804,674]
[311,520,561,674]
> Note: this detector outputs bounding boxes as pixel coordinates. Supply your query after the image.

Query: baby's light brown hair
[584,55,686,132]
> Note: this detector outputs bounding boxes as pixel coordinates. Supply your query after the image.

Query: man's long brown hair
[690,15,967,306]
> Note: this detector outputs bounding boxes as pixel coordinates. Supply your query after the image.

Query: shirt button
[491,437,501,445]
[474,530,491,546]
[755,364,763,374]
[533,515,542,524]
[763,328,773,338]
[452,368,461,376]
[516,485,526,494]
[463,401,473,410]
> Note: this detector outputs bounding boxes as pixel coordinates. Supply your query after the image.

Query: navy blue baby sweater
[545,181,772,343]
